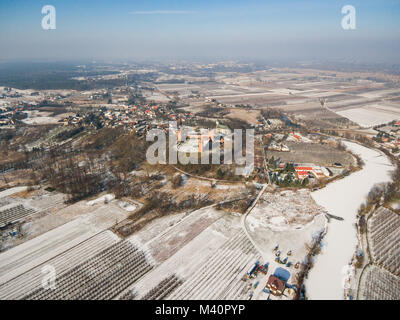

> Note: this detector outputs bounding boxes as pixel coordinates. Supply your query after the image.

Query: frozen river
[305,141,393,300]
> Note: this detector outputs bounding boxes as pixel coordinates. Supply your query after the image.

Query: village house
[266,275,286,296]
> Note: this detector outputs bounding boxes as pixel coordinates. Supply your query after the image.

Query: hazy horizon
[1,0,399,63]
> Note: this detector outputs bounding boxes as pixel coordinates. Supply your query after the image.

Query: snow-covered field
[86,194,115,206]
[244,189,327,297]
[124,212,260,300]
[0,201,129,285]
[0,231,120,299]
[0,186,28,198]
[248,189,326,231]
[367,207,400,275]
[128,206,225,264]
[357,88,400,99]
[305,141,393,300]
[358,265,400,300]
[336,106,399,127]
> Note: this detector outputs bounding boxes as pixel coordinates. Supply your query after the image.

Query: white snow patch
[270,216,287,226]
[0,186,28,198]
[337,107,398,127]
[86,194,115,206]
[117,200,136,212]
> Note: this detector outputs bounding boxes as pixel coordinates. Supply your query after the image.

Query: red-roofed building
[295,166,313,179]
[297,171,309,178]
[296,166,313,171]
[266,275,285,296]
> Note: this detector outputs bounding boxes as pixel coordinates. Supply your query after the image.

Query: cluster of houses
[271,162,331,182]
[0,87,70,127]
[0,103,27,127]
[62,103,197,137]
[267,143,290,152]
[264,152,336,187]
[253,118,285,134]
[0,86,203,138]
[294,165,331,180]
[265,132,313,151]
[0,87,25,99]
[374,120,400,153]
[286,131,312,143]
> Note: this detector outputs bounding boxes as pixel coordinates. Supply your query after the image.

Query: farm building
[266,275,285,296]
[295,166,329,180]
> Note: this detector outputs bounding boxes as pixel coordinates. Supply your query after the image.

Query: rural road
[241,184,268,260]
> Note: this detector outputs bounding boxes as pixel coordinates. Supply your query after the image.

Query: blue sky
[0,0,399,62]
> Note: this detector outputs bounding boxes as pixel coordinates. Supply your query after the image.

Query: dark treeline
[0,62,127,90]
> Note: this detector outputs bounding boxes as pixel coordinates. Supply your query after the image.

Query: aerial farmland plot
[122,210,262,300]
[128,206,227,264]
[0,191,141,300]
[367,207,400,276]
[244,190,328,298]
[0,230,121,299]
[336,105,400,127]
[359,265,400,300]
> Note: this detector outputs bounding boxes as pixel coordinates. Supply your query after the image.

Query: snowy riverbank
[305,141,393,300]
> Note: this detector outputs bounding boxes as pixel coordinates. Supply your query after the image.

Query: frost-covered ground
[248,189,326,231]
[0,186,28,198]
[336,106,399,127]
[0,203,129,285]
[124,209,261,300]
[305,141,393,300]
[245,189,327,297]
[86,194,115,206]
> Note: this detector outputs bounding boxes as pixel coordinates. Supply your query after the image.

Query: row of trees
[38,152,109,203]
[116,189,214,237]
[24,126,151,202]
[358,160,400,215]
[294,231,325,300]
